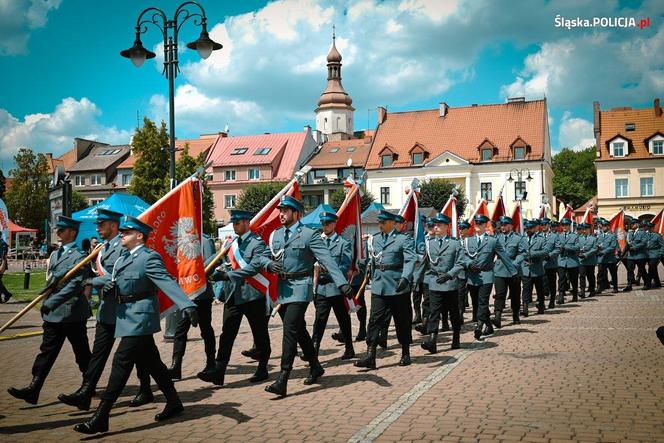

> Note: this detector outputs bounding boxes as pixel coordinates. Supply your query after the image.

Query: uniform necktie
[326,237,331,248]
[438,238,443,247]
[383,233,388,242]
[56,247,63,259]
[237,236,243,247]
[284,229,290,242]
[104,242,110,252]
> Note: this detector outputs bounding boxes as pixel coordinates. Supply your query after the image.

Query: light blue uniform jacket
[521,233,548,277]
[557,231,580,268]
[89,235,124,324]
[316,233,352,298]
[414,236,465,291]
[462,234,516,286]
[368,230,416,296]
[43,244,92,323]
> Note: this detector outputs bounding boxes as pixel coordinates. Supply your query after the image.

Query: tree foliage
[329,188,375,212]
[71,190,88,212]
[236,182,288,215]
[418,178,467,216]
[552,147,597,208]
[5,148,50,235]
[175,144,216,234]
[128,117,169,204]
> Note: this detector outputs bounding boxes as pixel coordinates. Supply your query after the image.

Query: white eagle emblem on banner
[163,217,201,263]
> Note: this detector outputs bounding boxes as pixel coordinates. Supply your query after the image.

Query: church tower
[315,28,355,141]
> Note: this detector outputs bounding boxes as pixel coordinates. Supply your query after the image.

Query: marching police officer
[493,216,526,325]
[542,219,561,309]
[311,211,355,360]
[623,218,649,292]
[557,219,580,303]
[167,233,217,380]
[462,214,516,340]
[8,216,92,405]
[74,216,199,434]
[59,209,152,411]
[355,210,416,369]
[414,218,435,335]
[645,221,663,289]
[521,220,548,314]
[264,196,352,397]
[596,219,619,294]
[457,220,472,323]
[578,223,599,298]
[415,214,465,352]
[200,209,272,386]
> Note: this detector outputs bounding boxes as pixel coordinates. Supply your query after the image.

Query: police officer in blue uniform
[414,217,435,335]
[578,222,599,298]
[415,214,465,352]
[557,219,580,303]
[200,209,272,386]
[167,233,217,380]
[355,210,416,369]
[521,220,548,314]
[623,218,649,291]
[74,216,199,434]
[541,219,561,309]
[493,216,526,325]
[8,216,92,405]
[59,209,152,411]
[596,219,619,294]
[462,214,516,340]
[457,220,472,323]
[264,196,352,397]
[644,221,663,289]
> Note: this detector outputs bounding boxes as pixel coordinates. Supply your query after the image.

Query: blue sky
[1,0,662,172]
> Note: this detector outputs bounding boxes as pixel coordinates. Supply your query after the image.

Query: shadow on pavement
[272,372,392,399]
[0,409,134,434]
[492,328,537,338]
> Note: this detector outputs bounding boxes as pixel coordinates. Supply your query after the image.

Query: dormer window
[408,143,428,166]
[647,134,664,155]
[412,152,424,165]
[481,148,493,161]
[612,141,626,157]
[513,147,525,160]
[381,155,393,167]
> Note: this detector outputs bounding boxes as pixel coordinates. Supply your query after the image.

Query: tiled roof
[207,131,308,180]
[117,136,216,169]
[68,145,130,172]
[307,138,371,168]
[596,100,664,161]
[365,99,547,169]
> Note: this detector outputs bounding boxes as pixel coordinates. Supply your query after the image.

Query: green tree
[0,170,6,198]
[175,144,216,234]
[552,147,597,208]
[329,188,375,212]
[71,190,88,212]
[5,148,50,234]
[418,179,467,216]
[236,182,288,214]
[128,117,169,204]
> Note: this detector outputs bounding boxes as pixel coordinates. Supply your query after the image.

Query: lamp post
[121,1,222,190]
[507,168,533,201]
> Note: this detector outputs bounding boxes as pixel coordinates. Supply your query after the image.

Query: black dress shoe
[249,365,269,383]
[73,400,112,435]
[491,316,502,329]
[241,347,261,361]
[451,333,460,349]
[354,346,377,370]
[474,324,482,341]
[154,399,184,422]
[537,306,545,315]
[340,348,355,360]
[355,330,366,342]
[414,323,427,335]
[420,333,437,354]
[197,361,226,386]
[377,338,388,349]
[7,377,43,405]
[265,370,290,396]
[482,324,494,336]
[129,390,154,407]
[398,346,411,366]
[622,286,632,292]
[512,316,521,325]
[331,332,345,344]
[303,363,325,385]
[58,382,94,411]
[167,356,182,380]
[612,288,619,293]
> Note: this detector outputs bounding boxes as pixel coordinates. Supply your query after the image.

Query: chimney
[439,102,448,117]
[655,98,662,117]
[303,124,311,133]
[377,106,387,125]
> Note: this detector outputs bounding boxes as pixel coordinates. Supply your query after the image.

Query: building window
[338,168,351,179]
[230,147,248,155]
[381,155,393,167]
[91,174,102,186]
[625,123,635,131]
[514,181,527,200]
[651,139,663,155]
[611,141,626,157]
[303,194,322,208]
[615,178,628,198]
[380,187,390,205]
[121,174,132,186]
[224,170,236,181]
[248,168,260,180]
[74,176,84,187]
[330,147,340,153]
[480,182,493,201]
[412,152,424,165]
[254,148,271,155]
[347,146,356,152]
[513,147,525,160]
[224,195,236,208]
[640,177,654,197]
[314,169,326,178]
[481,149,493,161]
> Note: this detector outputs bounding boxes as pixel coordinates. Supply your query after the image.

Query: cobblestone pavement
[1,267,664,442]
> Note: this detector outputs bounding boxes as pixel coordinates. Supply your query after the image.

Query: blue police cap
[540,217,551,225]
[577,222,589,229]
[551,220,560,227]
[426,218,435,228]
[524,220,538,229]
[119,215,152,237]
[597,219,609,225]
[561,218,573,225]
[394,214,405,224]
[319,211,338,223]
[459,220,471,229]
[96,208,123,224]
[377,210,399,222]
[433,214,451,225]
[474,214,489,224]
[229,209,253,223]
[55,215,82,231]
[277,195,304,213]
[499,216,513,225]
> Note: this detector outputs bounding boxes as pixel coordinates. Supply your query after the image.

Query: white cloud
[558,111,595,152]
[0,0,61,55]
[0,98,132,164]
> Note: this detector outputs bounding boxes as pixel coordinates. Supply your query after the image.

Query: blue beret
[377,210,398,222]
[561,218,572,225]
[432,214,451,225]
[96,208,123,224]
[119,215,152,236]
[55,215,82,230]
[459,220,471,229]
[229,209,253,223]
[474,214,489,224]
[277,195,304,213]
[319,211,338,222]
[499,216,513,225]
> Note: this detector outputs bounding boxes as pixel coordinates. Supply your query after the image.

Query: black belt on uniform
[278,271,312,280]
[116,293,152,304]
[376,263,402,271]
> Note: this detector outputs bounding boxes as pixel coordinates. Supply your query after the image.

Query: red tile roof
[206,131,308,180]
[307,138,371,168]
[117,136,217,169]
[595,99,664,161]
[365,99,547,169]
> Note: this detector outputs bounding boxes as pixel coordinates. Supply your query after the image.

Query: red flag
[651,209,664,235]
[608,209,627,252]
[469,198,491,233]
[511,201,524,235]
[251,181,300,244]
[399,184,425,252]
[440,195,458,238]
[139,178,206,316]
[538,205,546,219]
[491,194,506,224]
[581,205,594,225]
[335,179,364,312]
[559,203,574,222]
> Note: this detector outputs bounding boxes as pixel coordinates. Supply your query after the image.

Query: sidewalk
[1,269,663,442]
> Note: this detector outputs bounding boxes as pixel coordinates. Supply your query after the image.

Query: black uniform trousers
[84,322,150,388]
[367,293,412,346]
[278,302,316,372]
[597,262,618,292]
[544,267,558,303]
[647,258,661,288]
[173,298,216,361]
[457,278,469,318]
[312,294,352,347]
[354,287,367,331]
[626,258,648,287]
[522,275,545,308]
[558,267,578,299]
[468,283,492,324]
[494,276,521,314]
[33,321,91,379]
[100,335,177,403]
[421,285,431,328]
[579,265,596,296]
[427,290,460,334]
[0,276,11,301]
[217,297,271,363]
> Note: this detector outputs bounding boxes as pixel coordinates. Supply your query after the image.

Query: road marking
[0,330,43,341]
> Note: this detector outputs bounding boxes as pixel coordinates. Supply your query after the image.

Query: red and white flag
[559,203,574,222]
[511,201,524,235]
[537,204,546,219]
[580,204,594,225]
[469,198,491,233]
[399,181,425,254]
[651,208,664,235]
[491,194,506,225]
[608,209,627,252]
[335,178,364,312]
[440,194,458,238]
[139,178,207,316]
